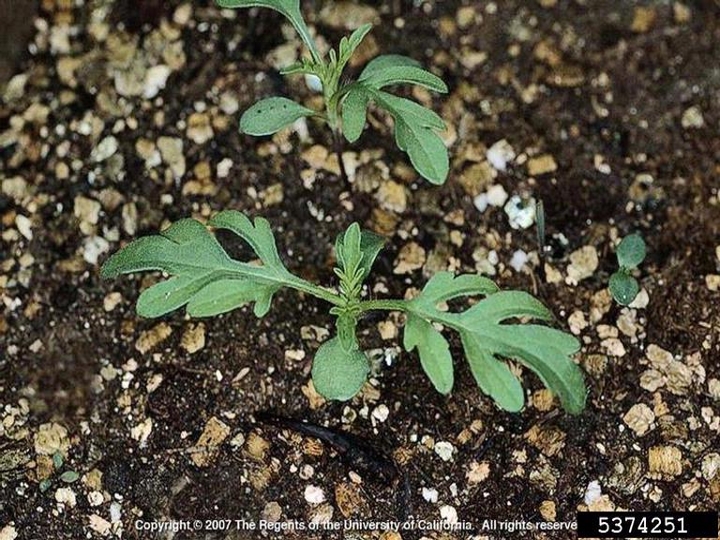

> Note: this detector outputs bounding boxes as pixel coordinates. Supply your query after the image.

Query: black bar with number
[577,511,718,538]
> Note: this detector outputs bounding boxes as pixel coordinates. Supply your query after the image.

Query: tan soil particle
[191,417,230,467]
[180,322,206,354]
[135,322,172,354]
[648,445,684,477]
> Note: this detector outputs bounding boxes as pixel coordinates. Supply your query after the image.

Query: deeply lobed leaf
[101,216,287,319]
[405,276,586,414]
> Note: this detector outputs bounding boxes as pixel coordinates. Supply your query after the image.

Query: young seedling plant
[101,211,587,414]
[217,0,450,184]
[609,233,646,305]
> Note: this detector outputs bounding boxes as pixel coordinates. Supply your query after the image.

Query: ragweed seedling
[102,211,586,413]
[609,233,646,305]
[216,0,450,184]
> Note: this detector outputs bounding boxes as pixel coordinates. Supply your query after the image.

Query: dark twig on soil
[255,411,397,483]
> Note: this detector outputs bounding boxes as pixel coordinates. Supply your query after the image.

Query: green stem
[226,260,343,307]
[287,275,344,307]
[291,18,322,64]
[356,299,409,313]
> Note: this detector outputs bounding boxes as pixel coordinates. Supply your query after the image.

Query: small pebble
[486,139,516,171]
[434,441,455,462]
[422,487,439,503]
[304,485,326,505]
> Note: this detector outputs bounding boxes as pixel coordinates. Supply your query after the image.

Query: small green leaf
[360,54,447,93]
[373,92,448,184]
[39,479,53,492]
[311,337,369,400]
[335,223,385,285]
[358,229,385,281]
[59,471,80,483]
[616,233,646,269]
[52,451,64,469]
[341,86,371,143]
[239,97,315,136]
[609,271,640,306]
[404,315,454,394]
[338,24,373,67]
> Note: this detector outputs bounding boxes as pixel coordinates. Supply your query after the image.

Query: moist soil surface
[1,1,719,539]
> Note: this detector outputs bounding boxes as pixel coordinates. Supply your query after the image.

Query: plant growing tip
[217,0,450,184]
[609,233,646,306]
[101,212,586,414]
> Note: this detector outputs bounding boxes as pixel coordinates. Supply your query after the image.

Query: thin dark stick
[332,130,350,185]
[535,199,547,284]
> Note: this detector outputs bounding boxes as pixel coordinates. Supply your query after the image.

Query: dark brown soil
[1,1,719,540]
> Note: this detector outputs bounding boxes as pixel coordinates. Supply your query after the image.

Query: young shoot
[101,211,587,414]
[216,0,450,184]
[609,233,646,306]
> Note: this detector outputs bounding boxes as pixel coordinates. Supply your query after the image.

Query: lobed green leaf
[100,219,228,278]
[100,216,286,321]
[407,277,585,414]
[208,210,287,272]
